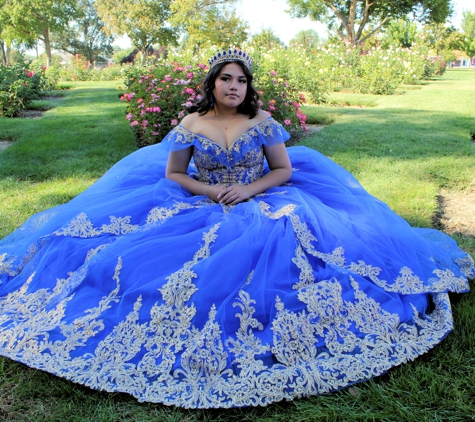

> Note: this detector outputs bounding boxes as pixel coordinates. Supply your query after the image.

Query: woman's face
[212,62,248,109]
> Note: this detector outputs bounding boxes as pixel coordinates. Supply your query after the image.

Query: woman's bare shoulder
[253,109,271,123]
[181,112,215,133]
[180,112,200,129]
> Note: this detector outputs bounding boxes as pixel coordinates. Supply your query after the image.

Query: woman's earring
[209,94,214,108]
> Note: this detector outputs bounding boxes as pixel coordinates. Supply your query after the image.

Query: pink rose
[170,119,178,126]
[284,119,292,126]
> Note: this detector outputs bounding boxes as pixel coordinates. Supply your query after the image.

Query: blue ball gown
[0,117,473,408]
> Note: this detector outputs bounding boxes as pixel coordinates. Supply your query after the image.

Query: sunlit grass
[0,81,136,238]
[302,69,475,231]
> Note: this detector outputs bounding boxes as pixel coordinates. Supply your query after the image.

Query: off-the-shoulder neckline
[177,116,274,152]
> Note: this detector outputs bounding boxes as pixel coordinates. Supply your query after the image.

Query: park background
[1,0,475,421]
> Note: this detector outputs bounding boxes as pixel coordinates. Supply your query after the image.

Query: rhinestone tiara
[208,48,252,70]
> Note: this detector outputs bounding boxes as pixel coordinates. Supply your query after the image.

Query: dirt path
[434,190,475,237]
[0,141,13,151]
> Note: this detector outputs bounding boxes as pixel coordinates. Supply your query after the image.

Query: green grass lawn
[0,72,474,421]
[0,81,136,239]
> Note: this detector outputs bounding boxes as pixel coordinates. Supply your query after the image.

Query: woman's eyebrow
[219,73,246,78]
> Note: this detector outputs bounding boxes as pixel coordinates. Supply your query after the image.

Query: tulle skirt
[0,143,472,408]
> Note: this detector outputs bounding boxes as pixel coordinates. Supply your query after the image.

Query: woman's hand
[206,185,227,203]
[216,185,253,205]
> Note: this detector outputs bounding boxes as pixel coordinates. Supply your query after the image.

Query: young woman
[0,48,472,409]
[166,60,292,205]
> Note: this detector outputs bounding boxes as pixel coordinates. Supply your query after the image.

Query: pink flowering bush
[121,62,208,146]
[257,70,308,132]
[0,62,51,117]
[247,43,333,104]
[122,60,308,147]
[246,40,445,100]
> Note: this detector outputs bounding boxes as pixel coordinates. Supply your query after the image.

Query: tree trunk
[140,48,148,65]
[0,41,6,66]
[330,0,389,45]
[5,45,11,65]
[44,27,52,68]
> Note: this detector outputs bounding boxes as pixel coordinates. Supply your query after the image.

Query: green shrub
[0,63,52,117]
[256,69,308,132]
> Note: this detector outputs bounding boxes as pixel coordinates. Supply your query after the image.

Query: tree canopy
[0,0,78,67]
[96,0,177,64]
[285,0,453,45]
[289,29,322,49]
[460,10,475,65]
[250,28,285,49]
[383,19,418,48]
[169,0,248,51]
[419,22,461,63]
[52,0,114,63]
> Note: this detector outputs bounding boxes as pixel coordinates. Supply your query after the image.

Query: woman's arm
[165,148,224,202]
[216,142,292,205]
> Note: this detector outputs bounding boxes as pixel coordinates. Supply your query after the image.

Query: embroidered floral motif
[0,253,16,276]
[146,201,196,224]
[17,243,38,274]
[349,260,469,294]
[168,125,196,145]
[55,214,140,238]
[169,118,286,187]
[85,244,109,262]
[0,216,467,408]
[429,268,470,292]
[100,216,139,235]
[291,245,315,290]
[192,141,264,186]
[287,212,346,268]
[54,213,101,238]
[258,201,297,219]
[455,255,475,279]
[254,190,288,198]
[348,260,383,282]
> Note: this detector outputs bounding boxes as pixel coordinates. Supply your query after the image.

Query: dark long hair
[189,60,260,118]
